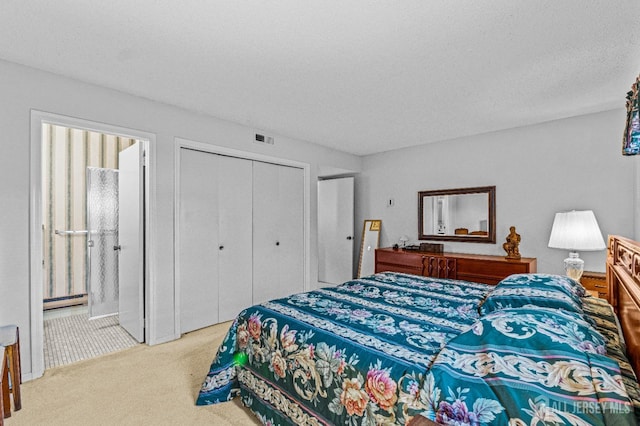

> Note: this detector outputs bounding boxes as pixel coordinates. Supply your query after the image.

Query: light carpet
[10,322,260,426]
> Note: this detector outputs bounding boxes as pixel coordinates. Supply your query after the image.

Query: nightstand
[580,271,608,301]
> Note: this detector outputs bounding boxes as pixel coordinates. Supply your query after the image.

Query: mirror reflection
[418,186,495,243]
[358,220,381,277]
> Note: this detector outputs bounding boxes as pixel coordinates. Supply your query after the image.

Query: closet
[178,148,304,334]
[252,161,304,304]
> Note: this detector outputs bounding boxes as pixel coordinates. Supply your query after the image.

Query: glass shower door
[86,167,119,319]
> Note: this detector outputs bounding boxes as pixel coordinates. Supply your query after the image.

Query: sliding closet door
[179,149,254,332]
[217,156,253,322]
[277,165,304,297]
[252,161,304,304]
[180,148,304,331]
[179,149,220,333]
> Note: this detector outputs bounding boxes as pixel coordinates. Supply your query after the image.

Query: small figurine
[503,226,521,260]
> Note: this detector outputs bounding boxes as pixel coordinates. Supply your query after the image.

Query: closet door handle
[219,245,224,250]
[346,236,352,240]
[276,241,280,246]
[113,245,121,251]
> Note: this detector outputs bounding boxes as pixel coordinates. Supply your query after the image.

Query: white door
[275,165,304,298]
[179,150,254,332]
[252,162,304,304]
[118,141,145,342]
[217,156,253,322]
[179,148,220,333]
[317,177,354,284]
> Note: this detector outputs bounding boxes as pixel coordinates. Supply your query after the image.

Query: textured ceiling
[1,1,639,155]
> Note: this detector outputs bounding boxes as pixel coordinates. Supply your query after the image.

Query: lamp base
[564,251,584,281]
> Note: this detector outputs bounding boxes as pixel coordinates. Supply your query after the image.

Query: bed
[196,235,640,425]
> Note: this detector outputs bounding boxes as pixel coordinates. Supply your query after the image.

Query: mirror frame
[418,186,496,243]
[357,219,381,278]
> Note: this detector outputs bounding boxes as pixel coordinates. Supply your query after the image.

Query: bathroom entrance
[30,112,150,375]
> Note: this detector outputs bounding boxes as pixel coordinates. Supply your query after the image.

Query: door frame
[29,110,155,380]
[173,137,311,334]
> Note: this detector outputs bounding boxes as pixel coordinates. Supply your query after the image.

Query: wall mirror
[357,220,381,278]
[418,186,496,243]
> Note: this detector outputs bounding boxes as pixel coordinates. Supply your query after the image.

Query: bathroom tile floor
[43,307,138,369]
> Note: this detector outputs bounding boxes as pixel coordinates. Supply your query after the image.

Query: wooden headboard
[607,235,640,378]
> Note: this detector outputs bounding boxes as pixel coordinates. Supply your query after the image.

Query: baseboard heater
[43,293,88,311]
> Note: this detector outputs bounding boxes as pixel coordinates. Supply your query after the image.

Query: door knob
[113,245,121,251]
[346,236,352,240]
[276,241,280,246]
[219,245,224,250]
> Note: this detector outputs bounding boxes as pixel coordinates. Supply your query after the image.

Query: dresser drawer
[376,250,423,268]
[375,264,423,275]
[580,271,608,300]
[457,258,530,281]
[375,249,423,275]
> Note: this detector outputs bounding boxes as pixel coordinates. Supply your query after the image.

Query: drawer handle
[593,284,607,288]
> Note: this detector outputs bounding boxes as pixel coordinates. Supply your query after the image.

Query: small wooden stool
[1,346,8,423]
[0,326,21,414]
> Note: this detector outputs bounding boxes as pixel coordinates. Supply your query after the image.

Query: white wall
[0,59,361,379]
[356,109,635,275]
[3,56,635,380]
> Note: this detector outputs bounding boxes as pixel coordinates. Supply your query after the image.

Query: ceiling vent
[254,133,274,145]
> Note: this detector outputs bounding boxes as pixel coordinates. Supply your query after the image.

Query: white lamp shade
[548,210,606,251]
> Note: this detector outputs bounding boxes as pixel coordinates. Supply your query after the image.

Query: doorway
[30,111,153,378]
[317,177,355,284]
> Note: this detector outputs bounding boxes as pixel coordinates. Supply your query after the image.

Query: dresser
[375,247,537,285]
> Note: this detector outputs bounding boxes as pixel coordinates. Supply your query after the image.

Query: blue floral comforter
[196,272,637,425]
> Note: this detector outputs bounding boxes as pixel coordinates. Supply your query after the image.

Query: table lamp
[548,210,606,280]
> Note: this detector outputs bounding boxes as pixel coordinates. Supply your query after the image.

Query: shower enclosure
[86,167,120,319]
[42,123,136,315]
[52,167,120,318]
